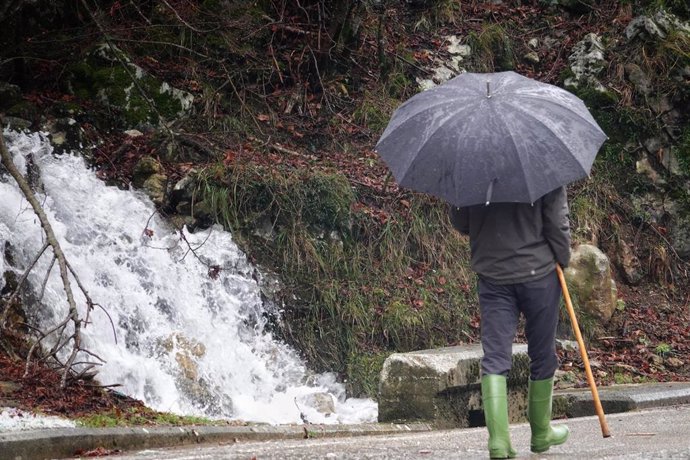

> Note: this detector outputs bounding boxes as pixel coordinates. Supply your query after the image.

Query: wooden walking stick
[556,264,612,438]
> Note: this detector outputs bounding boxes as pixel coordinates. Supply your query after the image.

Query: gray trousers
[478,270,561,381]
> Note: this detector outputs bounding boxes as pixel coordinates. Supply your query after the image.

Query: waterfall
[0,130,377,425]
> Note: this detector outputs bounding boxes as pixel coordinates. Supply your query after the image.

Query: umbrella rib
[395,104,480,185]
[511,93,606,136]
[493,104,534,202]
[503,101,594,176]
[378,98,476,146]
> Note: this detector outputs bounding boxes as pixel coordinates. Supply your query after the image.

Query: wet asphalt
[115,405,690,460]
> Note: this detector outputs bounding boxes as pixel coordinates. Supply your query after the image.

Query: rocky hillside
[1,0,690,403]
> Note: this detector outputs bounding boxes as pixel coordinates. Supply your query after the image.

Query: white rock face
[416,35,471,91]
[625,10,690,41]
[565,33,606,91]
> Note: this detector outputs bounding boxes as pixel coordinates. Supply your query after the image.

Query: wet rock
[132,156,163,187]
[565,33,606,90]
[564,244,618,324]
[416,36,470,91]
[170,171,199,207]
[625,63,652,96]
[625,10,690,42]
[160,333,207,382]
[554,370,577,390]
[0,83,22,111]
[632,194,690,259]
[1,270,18,298]
[40,117,86,154]
[143,173,168,207]
[668,214,690,259]
[524,51,540,64]
[132,157,168,206]
[0,116,31,131]
[545,0,595,14]
[124,129,144,138]
[253,215,278,242]
[615,239,644,285]
[296,392,336,416]
[636,157,665,186]
[666,357,684,368]
[640,138,681,178]
[65,43,194,128]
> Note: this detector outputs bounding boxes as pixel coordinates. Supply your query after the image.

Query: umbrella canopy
[375,71,607,207]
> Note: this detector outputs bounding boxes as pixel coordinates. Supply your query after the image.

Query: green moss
[655,342,672,355]
[673,126,690,175]
[66,45,191,127]
[353,93,396,134]
[346,351,388,397]
[6,101,39,120]
[551,395,571,419]
[77,408,213,427]
[613,372,634,384]
[467,23,515,72]
[386,70,413,100]
[652,0,690,18]
[302,173,354,229]
[559,291,602,342]
[570,85,641,146]
[569,193,610,243]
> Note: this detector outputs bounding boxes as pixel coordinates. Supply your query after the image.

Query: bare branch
[160,0,220,34]
[38,255,57,302]
[1,242,49,326]
[1,126,107,387]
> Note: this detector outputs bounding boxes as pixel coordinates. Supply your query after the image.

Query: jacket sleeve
[542,187,571,267]
[448,205,470,235]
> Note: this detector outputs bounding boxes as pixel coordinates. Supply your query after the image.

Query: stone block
[378,344,530,427]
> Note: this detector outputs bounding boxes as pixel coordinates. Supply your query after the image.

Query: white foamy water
[0,130,377,425]
[0,407,76,432]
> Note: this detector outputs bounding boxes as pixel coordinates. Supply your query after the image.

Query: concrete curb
[554,381,690,418]
[0,422,434,460]
[3,382,690,460]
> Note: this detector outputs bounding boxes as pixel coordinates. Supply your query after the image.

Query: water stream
[0,129,377,424]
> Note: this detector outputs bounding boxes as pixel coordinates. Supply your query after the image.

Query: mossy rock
[564,244,617,325]
[5,101,39,122]
[65,44,193,128]
[133,156,163,187]
[0,83,22,111]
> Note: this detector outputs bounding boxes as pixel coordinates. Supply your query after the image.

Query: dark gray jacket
[449,187,571,284]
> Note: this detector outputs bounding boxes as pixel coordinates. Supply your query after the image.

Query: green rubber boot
[481,375,517,459]
[528,377,570,453]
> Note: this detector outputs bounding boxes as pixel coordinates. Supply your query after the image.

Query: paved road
[117,405,690,459]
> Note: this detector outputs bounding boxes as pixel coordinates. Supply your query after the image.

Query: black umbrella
[375,71,607,206]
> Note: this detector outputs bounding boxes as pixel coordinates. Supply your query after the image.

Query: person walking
[449,186,571,459]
